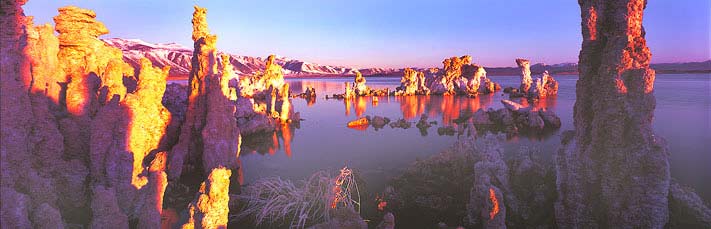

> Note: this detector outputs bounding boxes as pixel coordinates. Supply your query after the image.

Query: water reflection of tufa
[240,122,297,157]
[340,92,562,140]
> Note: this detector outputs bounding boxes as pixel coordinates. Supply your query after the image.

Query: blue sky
[24,0,710,68]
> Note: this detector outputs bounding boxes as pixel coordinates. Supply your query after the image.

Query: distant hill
[103,38,395,78]
[104,38,710,78]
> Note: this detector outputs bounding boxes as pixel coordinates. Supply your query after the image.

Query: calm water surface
[237,74,711,202]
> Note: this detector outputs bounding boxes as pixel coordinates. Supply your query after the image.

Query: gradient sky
[24,0,710,68]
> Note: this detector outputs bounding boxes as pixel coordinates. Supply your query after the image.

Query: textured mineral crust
[427,55,500,96]
[169,6,242,180]
[183,167,232,229]
[555,0,673,227]
[512,58,558,99]
[393,68,430,96]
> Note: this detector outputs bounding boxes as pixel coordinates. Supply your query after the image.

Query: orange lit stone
[489,188,499,220]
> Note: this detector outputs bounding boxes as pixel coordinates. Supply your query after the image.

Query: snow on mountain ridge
[103,38,385,77]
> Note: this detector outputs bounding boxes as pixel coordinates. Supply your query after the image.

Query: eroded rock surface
[426,56,500,96]
[170,6,242,179]
[394,68,430,96]
[513,59,558,99]
[201,54,241,173]
[556,1,672,227]
[516,59,532,93]
[89,57,171,225]
[183,167,232,229]
[353,71,369,96]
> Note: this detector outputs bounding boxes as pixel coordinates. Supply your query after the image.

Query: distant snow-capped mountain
[103,38,396,77]
[103,38,711,78]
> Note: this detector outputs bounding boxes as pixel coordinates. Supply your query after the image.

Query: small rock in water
[389,118,412,129]
[437,126,456,136]
[371,115,390,130]
[501,99,528,112]
[472,109,493,125]
[347,117,369,128]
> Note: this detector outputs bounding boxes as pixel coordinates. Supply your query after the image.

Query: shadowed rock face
[2,1,173,226]
[555,0,670,227]
[201,54,241,174]
[169,6,241,180]
[1,1,87,227]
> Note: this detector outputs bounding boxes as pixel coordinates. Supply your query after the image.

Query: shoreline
[167,71,710,81]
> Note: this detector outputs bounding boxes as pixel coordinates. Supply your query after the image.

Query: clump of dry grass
[231,167,360,228]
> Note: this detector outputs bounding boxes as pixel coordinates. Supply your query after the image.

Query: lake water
[236,74,711,202]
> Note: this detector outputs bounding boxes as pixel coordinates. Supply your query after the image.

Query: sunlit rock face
[89,57,171,225]
[353,71,369,95]
[540,71,558,97]
[238,54,286,98]
[427,55,499,96]
[516,59,532,93]
[513,59,558,99]
[234,53,293,135]
[556,0,670,227]
[183,167,232,229]
[2,3,171,226]
[55,6,131,117]
[24,21,65,105]
[394,68,430,96]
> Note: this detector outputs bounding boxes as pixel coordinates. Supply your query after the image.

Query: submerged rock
[370,115,391,130]
[389,118,412,129]
[471,109,493,125]
[416,114,433,136]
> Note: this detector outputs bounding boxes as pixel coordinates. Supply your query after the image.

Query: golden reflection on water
[392,93,494,126]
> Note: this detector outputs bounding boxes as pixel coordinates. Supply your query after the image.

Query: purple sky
[23,0,710,68]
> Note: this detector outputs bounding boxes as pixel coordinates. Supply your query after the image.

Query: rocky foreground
[1,2,294,228]
[1,0,709,228]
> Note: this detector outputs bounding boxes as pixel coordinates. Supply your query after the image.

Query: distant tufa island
[104,38,711,78]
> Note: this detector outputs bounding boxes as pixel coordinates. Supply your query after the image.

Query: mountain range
[104,38,711,78]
